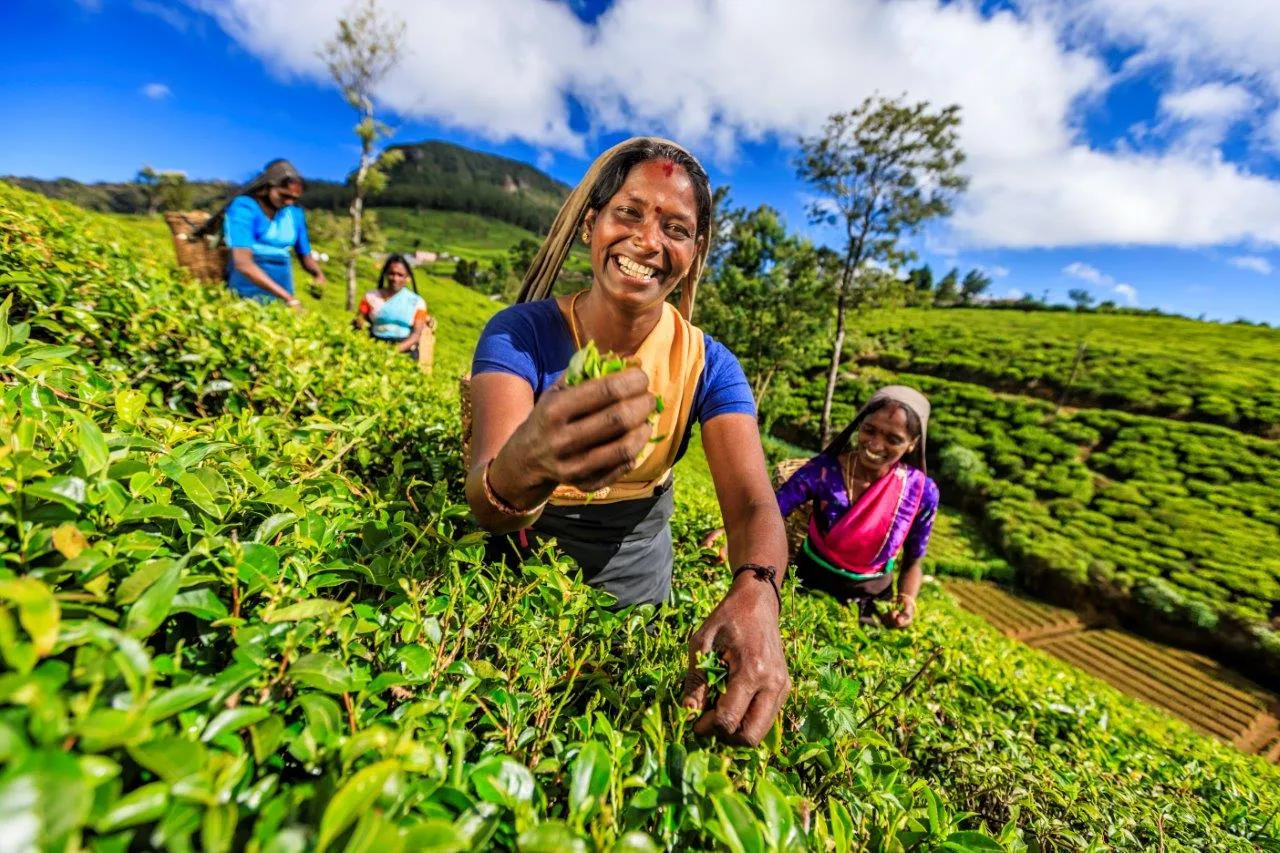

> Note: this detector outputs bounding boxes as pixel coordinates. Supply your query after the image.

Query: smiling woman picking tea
[466,137,790,746]
[777,386,939,628]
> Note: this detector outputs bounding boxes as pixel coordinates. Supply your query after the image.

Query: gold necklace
[842,452,862,499]
[568,289,588,348]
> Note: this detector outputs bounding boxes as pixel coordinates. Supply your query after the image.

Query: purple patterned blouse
[776,455,940,566]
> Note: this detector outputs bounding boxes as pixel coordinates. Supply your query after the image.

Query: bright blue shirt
[223,196,312,261]
[472,300,756,462]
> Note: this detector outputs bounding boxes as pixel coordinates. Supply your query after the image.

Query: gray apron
[501,478,676,607]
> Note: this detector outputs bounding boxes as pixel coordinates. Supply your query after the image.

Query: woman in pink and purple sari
[777,386,938,627]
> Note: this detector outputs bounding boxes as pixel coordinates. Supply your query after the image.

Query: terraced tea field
[948,579,1280,762]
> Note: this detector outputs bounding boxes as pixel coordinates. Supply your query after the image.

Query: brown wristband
[482,460,546,518]
[733,563,782,609]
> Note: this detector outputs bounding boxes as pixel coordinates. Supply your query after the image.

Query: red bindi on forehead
[660,159,675,177]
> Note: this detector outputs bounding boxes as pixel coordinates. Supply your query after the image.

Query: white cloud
[988,265,1011,278]
[1158,82,1258,154]
[1064,261,1139,305]
[141,83,172,100]
[1004,288,1025,299]
[1031,0,1280,151]
[1113,283,1139,305]
[1161,83,1257,124]
[188,0,1280,251]
[1229,255,1273,274]
[1063,261,1108,286]
[134,0,193,33]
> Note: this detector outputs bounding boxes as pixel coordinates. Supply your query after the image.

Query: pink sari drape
[807,465,908,574]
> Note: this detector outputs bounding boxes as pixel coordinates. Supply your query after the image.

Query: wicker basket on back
[773,457,812,557]
[459,372,474,468]
[164,211,228,282]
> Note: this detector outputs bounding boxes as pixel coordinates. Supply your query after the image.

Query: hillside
[5,181,1280,851]
[7,138,571,236]
[287,140,569,235]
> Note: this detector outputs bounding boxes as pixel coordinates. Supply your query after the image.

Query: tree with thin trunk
[797,95,968,445]
[697,196,831,417]
[319,0,406,310]
[1068,288,1096,310]
[136,166,160,216]
[960,268,992,304]
[935,267,960,305]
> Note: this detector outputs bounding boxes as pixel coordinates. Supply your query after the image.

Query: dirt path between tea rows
[946,579,1280,763]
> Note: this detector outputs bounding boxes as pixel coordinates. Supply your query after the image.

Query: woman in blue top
[468,137,790,747]
[202,159,325,307]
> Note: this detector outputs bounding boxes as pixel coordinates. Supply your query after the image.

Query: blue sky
[3,0,1278,324]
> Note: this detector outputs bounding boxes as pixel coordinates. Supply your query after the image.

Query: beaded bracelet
[482,460,546,518]
[733,563,783,609]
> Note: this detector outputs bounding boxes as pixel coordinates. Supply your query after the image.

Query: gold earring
[581,229,590,244]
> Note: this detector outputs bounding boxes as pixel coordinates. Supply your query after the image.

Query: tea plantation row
[846,308,1280,436]
[3,183,1280,851]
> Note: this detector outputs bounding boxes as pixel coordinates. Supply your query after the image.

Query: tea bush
[4,183,1280,851]
[850,308,1280,436]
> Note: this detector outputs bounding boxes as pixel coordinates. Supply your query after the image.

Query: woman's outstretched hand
[882,594,916,629]
[681,573,790,746]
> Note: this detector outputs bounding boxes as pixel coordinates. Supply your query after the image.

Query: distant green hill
[1,175,235,215]
[303,140,570,234]
[6,139,571,235]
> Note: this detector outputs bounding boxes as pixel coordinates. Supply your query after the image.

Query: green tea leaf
[170,587,230,621]
[0,751,92,851]
[114,389,147,425]
[315,759,398,852]
[471,757,535,808]
[0,578,60,656]
[176,471,223,519]
[146,683,216,723]
[568,741,611,821]
[263,599,346,623]
[202,707,271,743]
[95,781,168,833]
[710,791,765,853]
[518,821,588,853]
[202,802,239,853]
[942,831,1006,852]
[291,653,357,694]
[402,820,466,852]
[610,832,660,852]
[70,411,109,477]
[124,559,181,637]
[127,736,207,783]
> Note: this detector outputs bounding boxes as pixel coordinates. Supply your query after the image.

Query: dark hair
[378,254,417,293]
[584,139,712,240]
[194,158,306,239]
[822,398,925,469]
[260,158,306,192]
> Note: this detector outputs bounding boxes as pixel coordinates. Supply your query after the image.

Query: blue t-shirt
[472,300,755,462]
[224,196,312,261]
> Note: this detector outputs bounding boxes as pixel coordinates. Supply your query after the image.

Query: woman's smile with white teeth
[616,255,658,280]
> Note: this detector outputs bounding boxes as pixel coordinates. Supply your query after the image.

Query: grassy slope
[14,187,1280,849]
